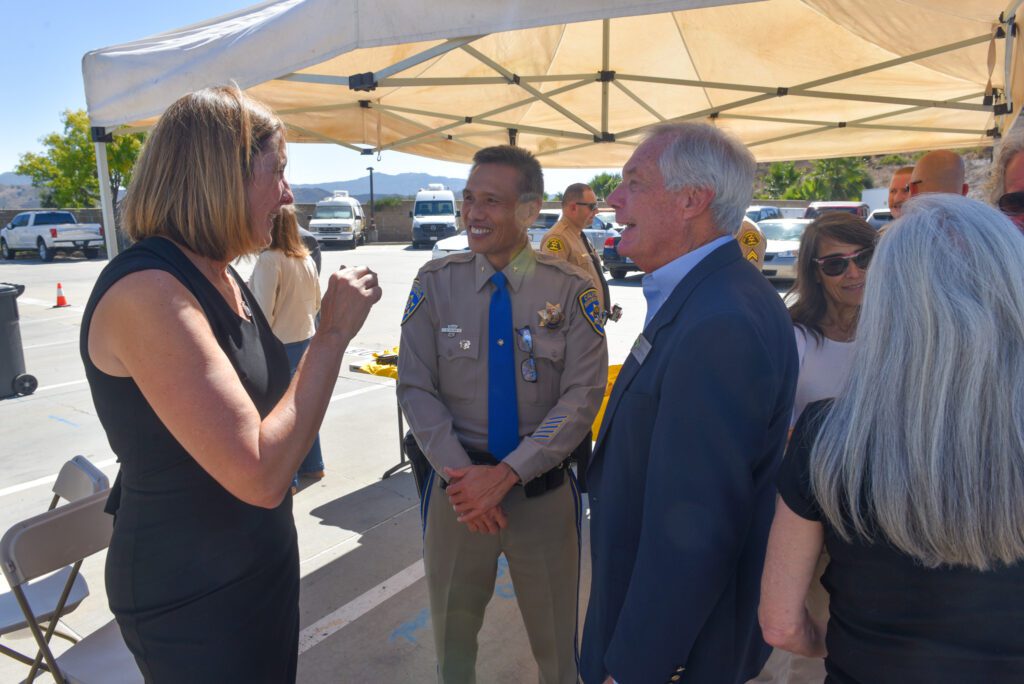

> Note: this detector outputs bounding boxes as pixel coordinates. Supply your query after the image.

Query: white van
[410,184,459,248]
[308,191,365,249]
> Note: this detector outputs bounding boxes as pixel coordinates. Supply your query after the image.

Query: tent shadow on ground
[296,470,591,683]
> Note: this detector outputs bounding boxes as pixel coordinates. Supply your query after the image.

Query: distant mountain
[292,172,464,204]
[0,183,41,209]
[0,172,31,186]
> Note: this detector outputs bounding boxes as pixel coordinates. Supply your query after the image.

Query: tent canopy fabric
[83,0,1024,166]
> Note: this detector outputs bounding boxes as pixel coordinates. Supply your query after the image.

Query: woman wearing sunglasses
[759,194,1024,683]
[753,211,876,683]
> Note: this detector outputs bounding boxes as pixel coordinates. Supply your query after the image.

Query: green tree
[15,109,144,208]
[587,172,622,200]
[786,157,872,201]
[757,162,802,199]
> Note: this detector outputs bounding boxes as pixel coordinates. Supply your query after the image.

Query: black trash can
[0,283,37,398]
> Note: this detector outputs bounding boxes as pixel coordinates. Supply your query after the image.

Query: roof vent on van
[332,190,350,198]
[425,183,446,191]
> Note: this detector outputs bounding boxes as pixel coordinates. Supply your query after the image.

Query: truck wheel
[83,247,99,259]
[37,239,55,262]
[13,373,38,396]
[0,239,11,260]
[610,269,627,280]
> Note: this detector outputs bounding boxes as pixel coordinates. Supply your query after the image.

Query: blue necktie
[488,272,519,459]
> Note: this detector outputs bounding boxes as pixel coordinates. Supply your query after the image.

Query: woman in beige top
[250,205,324,491]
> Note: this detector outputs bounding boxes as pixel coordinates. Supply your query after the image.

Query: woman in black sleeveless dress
[80,87,381,682]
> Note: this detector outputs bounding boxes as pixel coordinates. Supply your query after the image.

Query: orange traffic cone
[54,282,70,308]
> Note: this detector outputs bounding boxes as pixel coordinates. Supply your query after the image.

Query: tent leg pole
[94,142,119,258]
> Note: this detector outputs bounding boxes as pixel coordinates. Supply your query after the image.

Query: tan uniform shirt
[540,218,607,311]
[397,246,608,484]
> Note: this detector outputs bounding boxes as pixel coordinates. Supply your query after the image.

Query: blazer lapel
[590,240,743,464]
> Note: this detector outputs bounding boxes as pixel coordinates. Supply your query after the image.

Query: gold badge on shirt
[538,302,564,329]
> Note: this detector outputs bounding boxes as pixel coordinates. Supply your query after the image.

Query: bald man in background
[888,165,915,218]
[909,150,968,197]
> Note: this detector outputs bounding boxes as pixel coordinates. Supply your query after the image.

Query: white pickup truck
[0,211,104,261]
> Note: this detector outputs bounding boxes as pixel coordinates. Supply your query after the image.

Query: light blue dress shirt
[642,235,734,328]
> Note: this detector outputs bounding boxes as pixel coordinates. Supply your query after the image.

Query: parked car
[759,218,812,281]
[745,205,784,222]
[803,201,870,219]
[1,211,104,261]
[588,212,623,252]
[867,208,894,230]
[531,209,561,231]
[602,229,643,280]
[430,227,547,261]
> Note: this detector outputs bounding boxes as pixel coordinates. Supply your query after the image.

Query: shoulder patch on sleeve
[545,237,564,253]
[402,279,425,325]
[578,288,605,337]
[740,229,762,247]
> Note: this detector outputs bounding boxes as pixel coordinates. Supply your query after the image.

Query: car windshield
[314,207,353,219]
[760,221,807,241]
[594,212,622,229]
[531,213,559,230]
[414,201,454,216]
[33,212,76,225]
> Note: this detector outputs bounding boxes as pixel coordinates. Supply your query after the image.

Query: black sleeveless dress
[80,237,298,683]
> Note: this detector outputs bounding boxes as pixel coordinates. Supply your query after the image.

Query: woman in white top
[752,211,878,684]
[250,205,324,491]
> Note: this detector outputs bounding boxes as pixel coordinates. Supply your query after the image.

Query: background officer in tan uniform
[540,183,609,312]
[397,146,608,684]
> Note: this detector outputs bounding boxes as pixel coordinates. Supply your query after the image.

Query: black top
[80,237,297,683]
[779,400,1024,683]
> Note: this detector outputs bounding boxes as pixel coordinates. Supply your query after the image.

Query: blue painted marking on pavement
[389,607,429,645]
[48,415,79,428]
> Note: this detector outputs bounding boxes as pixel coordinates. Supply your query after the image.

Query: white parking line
[298,560,425,653]
[36,379,89,392]
[24,339,78,350]
[0,457,120,498]
[328,384,391,404]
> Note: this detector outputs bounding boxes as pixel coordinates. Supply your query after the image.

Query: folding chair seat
[0,457,110,672]
[0,489,141,683]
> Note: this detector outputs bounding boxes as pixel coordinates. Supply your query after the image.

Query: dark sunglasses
[813,246,873,277]
[998,191,1024,216]
[574,202,598,210]
[516,327,537,383]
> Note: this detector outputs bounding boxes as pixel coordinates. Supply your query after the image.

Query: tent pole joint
[349,72,378,92]
[594,132,616,143]
[776,87,789,97]
[359,100,372,108]
[837,121,847,128]
[465,116,473,123]
[598,70,616,82]
[988,126,1002,138]
[90,127,112,143]
[995,102,1014,115]
[508,128,518,146]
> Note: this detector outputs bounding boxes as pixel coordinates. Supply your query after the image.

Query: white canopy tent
[82,0,1024,255]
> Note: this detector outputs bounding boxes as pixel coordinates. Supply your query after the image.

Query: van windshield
[314,207,353,219]
[414,201,454,216]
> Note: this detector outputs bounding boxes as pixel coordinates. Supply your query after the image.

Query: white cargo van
[308,191,365,249]
[410,184,459,248]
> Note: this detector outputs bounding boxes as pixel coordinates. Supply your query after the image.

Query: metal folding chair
[0,490,141,683]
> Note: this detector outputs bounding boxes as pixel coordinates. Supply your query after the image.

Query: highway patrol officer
[540,183,610,312]
[397,146,608,684]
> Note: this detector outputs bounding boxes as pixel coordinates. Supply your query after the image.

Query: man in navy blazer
[580,123,798,683]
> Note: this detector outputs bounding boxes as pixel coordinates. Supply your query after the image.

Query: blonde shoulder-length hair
[268,205,308,259]
[121,86,283,261]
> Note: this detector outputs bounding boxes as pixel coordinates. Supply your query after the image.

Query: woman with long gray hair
[758,194,1024,683]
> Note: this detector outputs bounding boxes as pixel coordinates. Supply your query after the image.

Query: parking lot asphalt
[0,243,790,682]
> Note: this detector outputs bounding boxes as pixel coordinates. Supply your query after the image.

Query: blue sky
[4,0,612,191]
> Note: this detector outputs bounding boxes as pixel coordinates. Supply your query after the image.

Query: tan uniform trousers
[748,551,830,684]
[422,469,582,684]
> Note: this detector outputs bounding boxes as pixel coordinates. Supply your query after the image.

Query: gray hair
[987,124,1024,204]
[811,193,1024,570]
[647,123,755,234]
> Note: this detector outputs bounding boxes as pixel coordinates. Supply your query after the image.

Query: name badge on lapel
[630,334,652,365]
